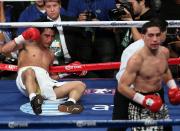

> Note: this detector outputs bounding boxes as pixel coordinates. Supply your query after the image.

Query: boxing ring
[1,12,180,130]
[0,78,116,131]
[0,58,180,130]
[0,78,180,131]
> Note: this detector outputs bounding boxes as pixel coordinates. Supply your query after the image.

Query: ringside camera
[109,2,133,20]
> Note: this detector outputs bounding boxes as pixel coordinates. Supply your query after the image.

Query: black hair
[43,0,61,5]
[34,17,58,34]
[141,21,161,34]
[136,0,152,8]
[150,17,168,32]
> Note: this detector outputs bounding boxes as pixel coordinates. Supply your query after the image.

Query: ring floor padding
[0,79,180,131]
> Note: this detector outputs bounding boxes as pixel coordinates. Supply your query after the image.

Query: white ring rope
[0,21,180,28]
[1,119,180,129]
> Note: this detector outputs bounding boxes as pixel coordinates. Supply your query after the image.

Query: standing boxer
[118,21,180,130]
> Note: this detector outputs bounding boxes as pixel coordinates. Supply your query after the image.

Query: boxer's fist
[22,28,40,41]
[168,88,180,105]
[14,28,40,44]
[142,95,163,112]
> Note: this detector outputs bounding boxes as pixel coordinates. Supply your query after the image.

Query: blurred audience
[0,1,17,80]
[0,1,13,44]
[167,29,180,79]
[8,2,31,22]
[16,0,46,35]
[0,2,16,59]
[65,0,117,78]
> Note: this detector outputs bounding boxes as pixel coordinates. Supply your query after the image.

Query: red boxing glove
[14,28,40,44]
[168,88,180,105]
[133,93,162,112]
[22,28,40,41]
[68,61,87,76]
[142,95,163,112]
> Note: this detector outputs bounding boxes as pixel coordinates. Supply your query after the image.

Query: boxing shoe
[58,101,84,114]
[30,94,44,115]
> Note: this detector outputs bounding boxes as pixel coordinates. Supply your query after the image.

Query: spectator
[0,1,17,80]
[152,0,161,13]
[16,0,46,35]
[66,0,117,78]
[4,1,31,22]
[167,30,180,79]
[168,41,180,58]
[61,0,69,12]
[0,1,13,45]
[114,0,159,60]
[0,1,13,59]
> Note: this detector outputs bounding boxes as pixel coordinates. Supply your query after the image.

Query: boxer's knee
[76,81,86,91]
[22,68,36,82]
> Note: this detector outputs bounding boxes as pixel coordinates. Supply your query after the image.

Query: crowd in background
[0,0,180,80]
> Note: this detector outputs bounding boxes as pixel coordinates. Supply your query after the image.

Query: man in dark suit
[42,0,79,65]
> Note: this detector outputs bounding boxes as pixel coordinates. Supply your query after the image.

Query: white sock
[29,93,36,101]
[67,98,76,104]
